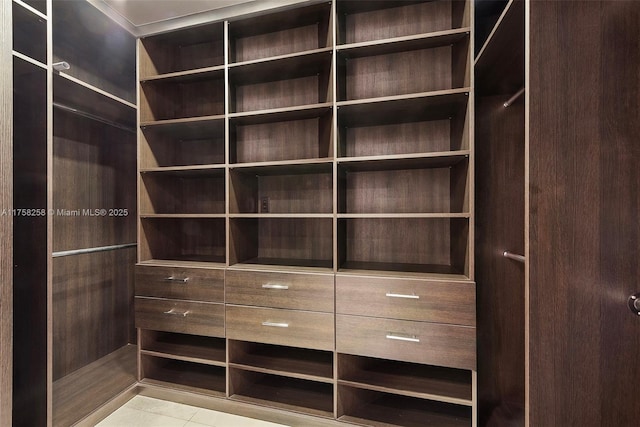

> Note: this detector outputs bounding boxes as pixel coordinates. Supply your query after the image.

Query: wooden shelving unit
[136,1,476,425]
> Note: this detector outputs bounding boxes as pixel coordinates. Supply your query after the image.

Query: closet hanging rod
[503,251,525,263]
[504,87,525,107]
[52,102,136,133]
[52,243,137,258]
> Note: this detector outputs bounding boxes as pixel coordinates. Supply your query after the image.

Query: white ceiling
[102,0,257,26]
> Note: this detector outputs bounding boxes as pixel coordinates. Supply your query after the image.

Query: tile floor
[96,396,289,427]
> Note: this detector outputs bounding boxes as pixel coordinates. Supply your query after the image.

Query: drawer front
[336,275,475,326]
[336,315,476,370]
[226,270,334,312]
[135,297,225,337]
[226,305,334,351]
[136,265,224,302]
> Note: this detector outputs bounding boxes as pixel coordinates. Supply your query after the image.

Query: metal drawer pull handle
[262,284,289,290]
[261,321,289,328]
[386,333,420,343]
[164,276,189,283]
[386,293,419,299]
[163,308,190,317]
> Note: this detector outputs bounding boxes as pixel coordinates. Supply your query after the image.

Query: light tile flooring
[96,396,289,427]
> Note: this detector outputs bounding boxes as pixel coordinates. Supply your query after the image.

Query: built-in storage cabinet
[136,2,475,426]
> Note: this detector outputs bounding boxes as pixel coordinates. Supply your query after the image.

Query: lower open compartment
[141,354,226,397]
[229,367,334,418]
[338,385,472,427]
[140,330,226,365]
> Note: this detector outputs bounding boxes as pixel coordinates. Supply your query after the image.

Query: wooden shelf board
[140,164,225,174]
[339,380,471,407]
[140,214,226,219]
[338,28,470,59]
[141,350,226,367]
[229,103,332,125]
[142,332,226,364]
[230,158,333,174]
[338,89,469,127]
[140,114,225,129]
[141,65,225,83]
[230,214,333,219]
[338,151,469,171]
[140,378,226,399]
[229,48,331,85]
[137,259,226,269]
[229,344,333,381]
[53,345,137,427]
[337,213,471,219]
[230,259,334,273]
[474,0,524,95]
[230,363,333,384]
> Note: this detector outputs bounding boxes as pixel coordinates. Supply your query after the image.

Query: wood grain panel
[256,218,333,264]
[135,297,225,337]
[52,248,136,380]
[52,345,137,427]
[135,265,224,302]
[475,93,524,425]
[140,78,225,121]
[344,47,453,101]
[234,76,320,113]
[141,355,226,395]
[226,305,334,351]
[234,25,319,63]
[1,0,12,422]
[226,269,334,312]
[53,108,136,251]
[336,275,475,326]
[336,315,476,371]
[140,171,225,215]
[12,58,48,427]
[529,1,640,426]
[340,1,454,44]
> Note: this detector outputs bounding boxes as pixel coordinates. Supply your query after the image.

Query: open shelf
[228,49,332,114]
[230,107,332,164]
[140,74,225,122]
[474,0,510,56]
[21,0,47,15]
[13,1,47,63]
[338,386,472,427]
[139,22,224,78]
[337,89,469,157]
[140,117,224,168]
[230,162,332,214]
[140,217,225,264]
[337,0,470,45]
[140,330,226,366]
[229,368,334,418]
[338,217,469,276]
[141,354,226,397]
[228,2,331,63]
[338,156,468,214]
[338,354,472,405]
[337,34,469,102]
[230,217,333,269]
[475,0,524,96]
[140,169,225,215]
[229,341,333,382]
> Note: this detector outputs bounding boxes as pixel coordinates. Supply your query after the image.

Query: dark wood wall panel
[257,173,333,214]
[475,94,525,426]
[234,76,320,113]
[52,248,136,380]
[234,25,319,63]
[140,173,226,215]
[257,218,333,263]
[53,109,136,252]
[12,58,48,427]
[529,1,640,425]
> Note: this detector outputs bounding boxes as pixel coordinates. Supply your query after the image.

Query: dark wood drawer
[226,269,334,312]
[135,297,224,338]
[135,265,224,302]
[336,315,476,371]
[226,305,334,351]
[336,275,475,326]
